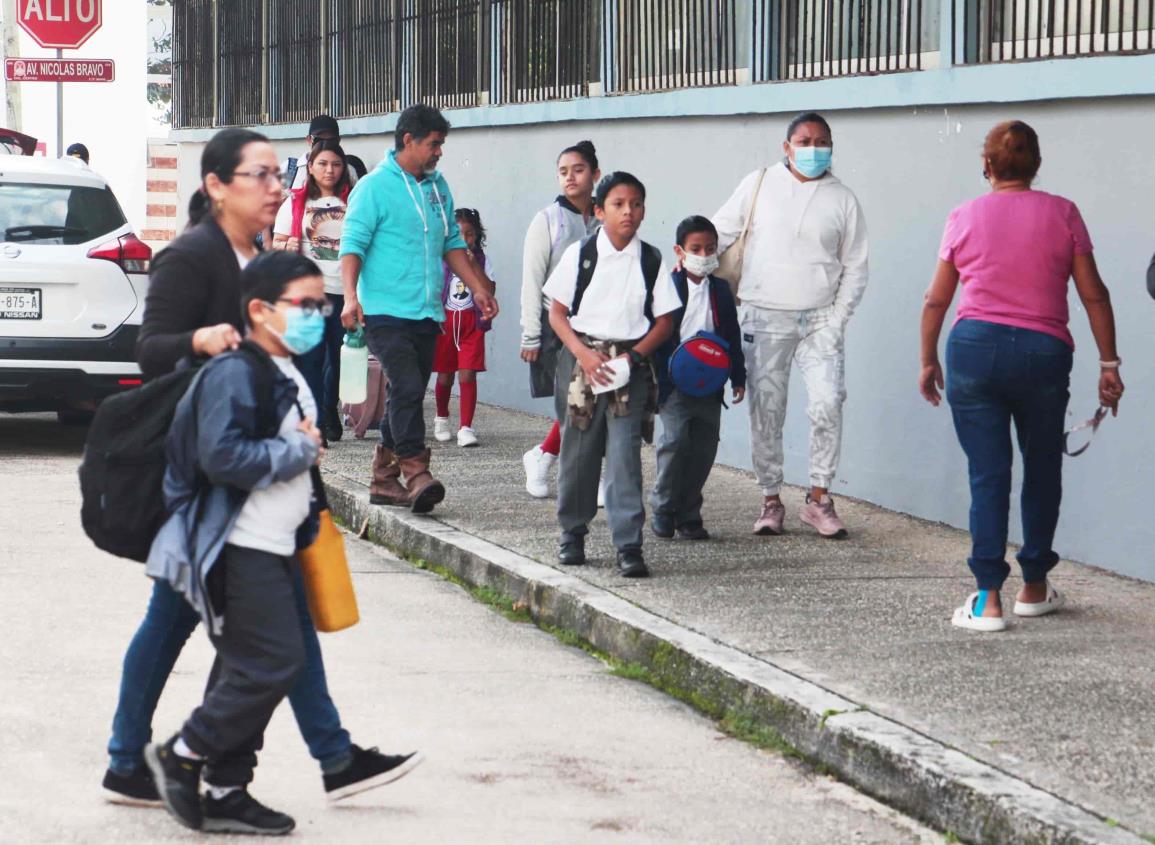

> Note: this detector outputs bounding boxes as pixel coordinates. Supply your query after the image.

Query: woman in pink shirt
[918,120,1124,632]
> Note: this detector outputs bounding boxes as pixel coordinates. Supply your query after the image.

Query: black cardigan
[136,218,247,380]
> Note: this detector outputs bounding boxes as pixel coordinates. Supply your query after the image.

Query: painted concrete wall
[174,95,1155,582]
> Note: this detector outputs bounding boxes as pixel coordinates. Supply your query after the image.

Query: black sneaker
[324,745,423,802]
[650,513,675,539]
[558,536,586,567]
[676,522,710,541]
[102,765,161,806]
[617,549,650,578]
[323,422,344,444]
[202,789,295,835]
[144,735,204,830]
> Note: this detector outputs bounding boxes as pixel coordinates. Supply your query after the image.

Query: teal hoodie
[339,150,466,321]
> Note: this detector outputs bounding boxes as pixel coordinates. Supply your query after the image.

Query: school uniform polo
[679,275,715,338]
[542,229,680,340]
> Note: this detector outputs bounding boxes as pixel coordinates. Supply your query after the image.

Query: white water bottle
[339,328,368,405]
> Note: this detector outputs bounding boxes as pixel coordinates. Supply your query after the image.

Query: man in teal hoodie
[340,104,498,514]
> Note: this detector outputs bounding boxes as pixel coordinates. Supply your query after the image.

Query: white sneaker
[597,476,606,509]
[457,426,479,448]
[523,445,555,498]
[434,417,452,442]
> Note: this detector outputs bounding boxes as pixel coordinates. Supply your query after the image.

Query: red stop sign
[18,0,102,50]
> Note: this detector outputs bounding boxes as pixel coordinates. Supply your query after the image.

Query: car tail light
[88,233,152,274]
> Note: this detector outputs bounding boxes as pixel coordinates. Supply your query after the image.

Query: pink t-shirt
[939,190,1093,348]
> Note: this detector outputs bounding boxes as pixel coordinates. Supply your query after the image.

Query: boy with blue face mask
[713,111,869,540]
[145,251,330,834]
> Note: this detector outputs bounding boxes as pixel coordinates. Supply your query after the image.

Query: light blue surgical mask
[791,145,833,179]
[269,305,325,356]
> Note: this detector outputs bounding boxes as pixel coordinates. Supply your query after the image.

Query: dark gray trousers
[651,391,722,527]
[555,347,647,552]
[181,544,305,786]
[364,318,438,459]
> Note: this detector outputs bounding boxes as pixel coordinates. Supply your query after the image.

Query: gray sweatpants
[181,544,305,784]
[741,305,847,496]
[555,347,647,552]
[651,391,722,526]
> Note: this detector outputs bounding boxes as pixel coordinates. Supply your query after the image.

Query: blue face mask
[271,306,325,356]
[791,145,833,178]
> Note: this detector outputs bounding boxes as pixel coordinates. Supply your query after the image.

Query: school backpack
[79,342,275,563]
[571,234,663,321]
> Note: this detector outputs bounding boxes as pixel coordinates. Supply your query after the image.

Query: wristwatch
[626,349,645,368]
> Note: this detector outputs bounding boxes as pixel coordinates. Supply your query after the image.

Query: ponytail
[187,188,211,229]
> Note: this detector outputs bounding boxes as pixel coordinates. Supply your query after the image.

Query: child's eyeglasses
[266,297,334,317]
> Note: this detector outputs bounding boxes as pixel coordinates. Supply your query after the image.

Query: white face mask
[682,252,719,278]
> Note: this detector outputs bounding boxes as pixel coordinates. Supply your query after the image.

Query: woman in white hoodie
[713,112,869,539]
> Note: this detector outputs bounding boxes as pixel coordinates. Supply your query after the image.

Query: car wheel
[57,409,95,426]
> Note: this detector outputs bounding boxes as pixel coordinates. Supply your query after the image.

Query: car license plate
[0,287,41,320]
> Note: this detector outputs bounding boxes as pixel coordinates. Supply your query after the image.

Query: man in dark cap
[282,114,356,191]
[66,142,90,164]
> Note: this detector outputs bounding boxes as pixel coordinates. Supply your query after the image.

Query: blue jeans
[295,293,345,431]
[108,568,352,779]
[946,319,1072,591]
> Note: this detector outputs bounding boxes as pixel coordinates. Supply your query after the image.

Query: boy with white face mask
[713,112,868,539]
[650,217,746,540]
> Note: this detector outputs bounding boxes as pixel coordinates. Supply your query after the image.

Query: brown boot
[398,448,446,514]
[370,445,408,507]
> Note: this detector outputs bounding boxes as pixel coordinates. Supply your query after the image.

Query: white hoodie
[713,162,869,324]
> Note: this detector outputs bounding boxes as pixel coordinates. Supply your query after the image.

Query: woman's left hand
[919,361,944,406]
[1099,368,1124,415]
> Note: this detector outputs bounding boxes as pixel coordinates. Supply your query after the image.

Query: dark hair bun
[983,120,1041,183]
[559,140,599,172]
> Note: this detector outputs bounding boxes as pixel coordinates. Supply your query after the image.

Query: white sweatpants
[741,305,847,496]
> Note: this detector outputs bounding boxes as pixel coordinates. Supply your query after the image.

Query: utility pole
[2,0,21,131]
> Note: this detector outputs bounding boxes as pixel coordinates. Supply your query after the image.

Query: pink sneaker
[799,495,848,539]
[753,500,786,535]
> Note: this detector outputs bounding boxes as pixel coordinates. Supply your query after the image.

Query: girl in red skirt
[433,208,494,447]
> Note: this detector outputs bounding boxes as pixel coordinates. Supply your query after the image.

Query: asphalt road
[0,413,936,844]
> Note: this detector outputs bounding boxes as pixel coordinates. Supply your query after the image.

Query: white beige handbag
[715,167,767,300]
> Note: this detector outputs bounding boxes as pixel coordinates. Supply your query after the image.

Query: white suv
[0,155,151,422]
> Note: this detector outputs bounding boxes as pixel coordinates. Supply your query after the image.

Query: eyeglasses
[232,168,285,187]
[265,297,333,317]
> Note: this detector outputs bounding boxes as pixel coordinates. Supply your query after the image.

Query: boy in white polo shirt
[544,172,678,578]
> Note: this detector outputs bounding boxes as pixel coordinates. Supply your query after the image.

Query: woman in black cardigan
[106,129,417,819]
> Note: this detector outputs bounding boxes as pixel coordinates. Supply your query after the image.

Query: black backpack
[571,234,663,322]
[79,342,276,563]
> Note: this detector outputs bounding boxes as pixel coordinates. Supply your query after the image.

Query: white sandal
[1013,584,1065,618]
[951,591,1008,632]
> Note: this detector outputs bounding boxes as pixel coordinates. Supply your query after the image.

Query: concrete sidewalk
[322,401,1155,845]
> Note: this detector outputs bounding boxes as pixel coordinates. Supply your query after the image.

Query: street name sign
[5,57,114,83]
[17,0,103,50]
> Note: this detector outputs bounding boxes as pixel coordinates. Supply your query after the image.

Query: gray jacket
[146,344,320,635]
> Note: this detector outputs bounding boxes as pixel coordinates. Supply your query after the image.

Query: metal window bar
[267,0,323,124]
[495,0,595,104]
[961,0,1155,62]
[172,0,215,128]
[325,0,400,119]
[216,0,264,126]
[754,0,934,80]
[609,0,737,94]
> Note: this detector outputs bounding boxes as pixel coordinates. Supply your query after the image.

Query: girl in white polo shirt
[543,172,678,578]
